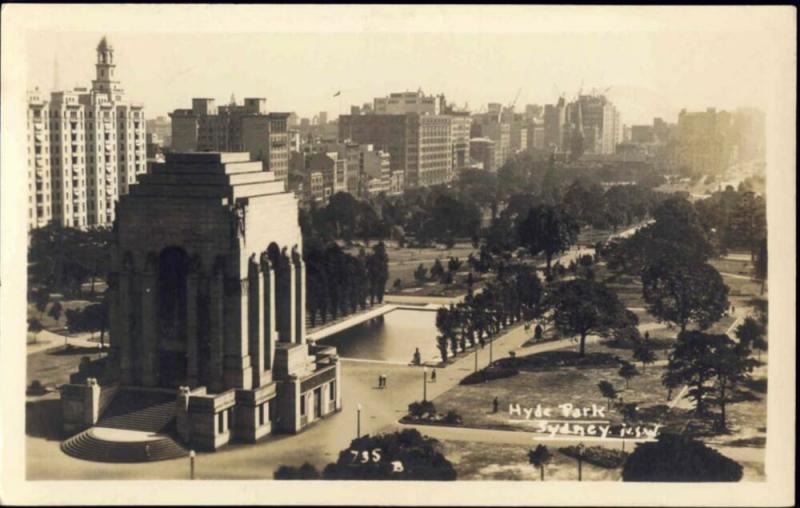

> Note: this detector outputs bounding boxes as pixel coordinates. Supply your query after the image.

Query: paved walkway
[27,329,105,355]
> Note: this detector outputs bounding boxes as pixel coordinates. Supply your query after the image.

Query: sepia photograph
[0,4,795,506]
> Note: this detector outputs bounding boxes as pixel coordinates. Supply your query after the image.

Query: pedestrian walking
[378,375,383,388]
[492,397,499,413]
[431,369,437,383]
[383,374,388,389]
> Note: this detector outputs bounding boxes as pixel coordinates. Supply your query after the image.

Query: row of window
[298,381,336,417]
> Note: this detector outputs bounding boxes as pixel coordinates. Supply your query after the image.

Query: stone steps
[61,429,188,463]
[96,391,176,433]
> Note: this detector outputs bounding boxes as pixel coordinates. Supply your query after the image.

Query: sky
[20,5,784,126]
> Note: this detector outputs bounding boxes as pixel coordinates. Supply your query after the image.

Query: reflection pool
[319,308,440,363]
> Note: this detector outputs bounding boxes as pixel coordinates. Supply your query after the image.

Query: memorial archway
[156,246,190,388]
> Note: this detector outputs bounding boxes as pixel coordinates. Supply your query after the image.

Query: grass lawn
[709,257,754,277]
[440,439,621,481]
[432,340,673,433]
[722,274,764,300]
[27,345,103,389]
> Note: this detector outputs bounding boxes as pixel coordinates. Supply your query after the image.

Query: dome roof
[97,36,112,52]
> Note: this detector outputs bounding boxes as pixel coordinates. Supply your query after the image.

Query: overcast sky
[21,5,785,125]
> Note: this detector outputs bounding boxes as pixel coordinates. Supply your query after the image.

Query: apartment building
[170,97,290,183]
[27,37,146,230]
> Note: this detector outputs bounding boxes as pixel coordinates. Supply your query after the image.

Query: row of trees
[304,242,389,327]
[434,259,641,361]
[435,265,544,361]
[299,150,669,250]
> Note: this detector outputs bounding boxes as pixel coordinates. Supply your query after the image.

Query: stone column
[117,271,133,384]
[186,272,199,387]
[208,267,225,392]
[248,259,265,387]
[275,253,295,343]
[292,247,306,345]
[223,277,253,390]
[261,255,276,372]
[140,270,158,387]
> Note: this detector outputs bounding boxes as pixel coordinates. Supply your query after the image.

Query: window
[300,394,306,416]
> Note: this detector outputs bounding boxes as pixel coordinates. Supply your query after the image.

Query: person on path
[383,374,388,389]
[378,375,383,388]
[431,369,437,383]
[492,397,499,413]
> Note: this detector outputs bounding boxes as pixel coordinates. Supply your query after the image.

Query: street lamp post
[423,367,428,402]
[356,403,362,439]
[576,442,585,482]
[474,343,479,372]
[489,336,494,365]
[189,449,196,480]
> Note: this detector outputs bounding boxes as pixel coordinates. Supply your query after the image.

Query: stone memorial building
[60,152,341,459]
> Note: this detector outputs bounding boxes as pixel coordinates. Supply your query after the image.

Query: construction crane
[509,87,522,110]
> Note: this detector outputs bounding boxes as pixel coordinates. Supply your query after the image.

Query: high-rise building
[338,91,467,189]
[372,89,446,115]
[526,120,545,151]
[145,116,171,147]
[338,114,454,189]
[543,97,568,152]
[26,37,146,230]
[732,108,766,162]
[170,98,290,183]
[567,95,620,155]
[677,108,734,175]
[449,112,472,177]
[469,138,496,171]
[471,111,511,169]
[510,121,528,154]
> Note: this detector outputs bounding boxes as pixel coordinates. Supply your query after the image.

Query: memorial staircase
[61,389,189,463]
[95,390,177,433]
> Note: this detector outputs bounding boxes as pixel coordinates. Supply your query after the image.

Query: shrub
[323,429,456,480]
[408,400,436,418]
[26,379,47,396]
[559,445,628,469]
[443,410,462,424]
[460,366,519,385]
[622,433,743,482]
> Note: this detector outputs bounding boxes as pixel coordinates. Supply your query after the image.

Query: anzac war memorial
[59,152,342,461]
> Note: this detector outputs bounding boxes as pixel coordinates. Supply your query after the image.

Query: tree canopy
[622,433,743,482]
[546,279,637,356]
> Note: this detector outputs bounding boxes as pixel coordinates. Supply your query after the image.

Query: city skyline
[25,19,775,125]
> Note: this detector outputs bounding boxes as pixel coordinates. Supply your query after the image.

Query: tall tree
[709,335,757,431]
[597,380,619,410]
[528,445,552,481]
[666,331,720,416]
[546,279,637,356]
[517,205,579,275]
[633,341,656,372]
[642,258,729,332]
[618,361,640,389]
